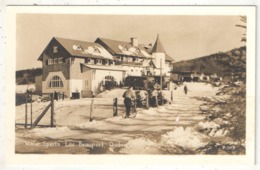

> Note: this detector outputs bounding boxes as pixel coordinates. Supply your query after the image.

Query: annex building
[36,35,174,98]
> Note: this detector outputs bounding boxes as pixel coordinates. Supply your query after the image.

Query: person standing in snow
[54,91,58,101]
[184,84,188,95]
[151,88,158,107]
[123,86,136,118]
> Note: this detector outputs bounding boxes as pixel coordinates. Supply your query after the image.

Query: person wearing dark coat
[123,86,136,118]
[54,91,58,101]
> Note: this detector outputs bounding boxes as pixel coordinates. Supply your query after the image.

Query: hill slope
[16,68,42,85]
[172,46,246,77]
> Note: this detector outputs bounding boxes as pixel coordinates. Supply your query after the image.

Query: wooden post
[25,94,28,128]
[113,98,118,117]
[50,94,55,127]
[171,90,173,102]
[160,58,162,91]
[156,95,159,108]
[30,92,33,128]
[133,99,137,113]
[146,93,149,109]
[90,99,94,122]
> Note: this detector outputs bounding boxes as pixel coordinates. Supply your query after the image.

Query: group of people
[53,91,65,101]
[122,86,167,118]
[122,84,189,118]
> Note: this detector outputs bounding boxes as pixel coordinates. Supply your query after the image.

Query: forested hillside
[16,68,42,85]
[172,46,246,77]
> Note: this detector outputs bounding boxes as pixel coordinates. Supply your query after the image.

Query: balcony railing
[115,61,143,66]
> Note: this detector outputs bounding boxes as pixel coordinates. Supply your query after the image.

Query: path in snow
[15,83,219,154]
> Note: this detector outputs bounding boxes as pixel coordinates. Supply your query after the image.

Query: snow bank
[141,109,158,115]
[157,107,168,113]
[196,121,220,130]
[30,126,70,136]
[120,137,160,154]
[16,84,35,93]
[196,120,228,137]
[73,120,106,129]
[161,126,209,149]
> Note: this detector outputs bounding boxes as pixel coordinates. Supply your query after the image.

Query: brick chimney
[130,37,139,47]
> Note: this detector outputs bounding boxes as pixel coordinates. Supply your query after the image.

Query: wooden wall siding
[70,57,85,79]
[42,39,71,81]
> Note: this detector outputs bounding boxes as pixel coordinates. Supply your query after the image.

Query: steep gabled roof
[151,34,166,53]
[95,37,152,58]
[143,59,156,68]
[146,42,174,61]
[38,37,114,61]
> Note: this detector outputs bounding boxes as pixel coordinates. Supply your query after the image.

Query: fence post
[113,98,118,117]
[90,99,94,122]
[25,94,28,128]
[156,95,159,108]
[171,90,173,102]
[51,94,55,127]
[133,99,137,113]
[146,93,149,110]
[30,92,33,128]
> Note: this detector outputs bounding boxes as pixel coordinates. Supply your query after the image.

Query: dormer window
[53,46,59,53]
[93,47,101,53]
[123,45,128,51]
[73,45,83,51]
[135,48,140,52]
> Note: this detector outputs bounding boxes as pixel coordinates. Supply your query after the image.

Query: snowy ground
[15,82,224,154]
[16,84,35,93]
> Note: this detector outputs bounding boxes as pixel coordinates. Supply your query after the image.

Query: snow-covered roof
[81,64,126,71]
[95,38,152,59]
[143,59,156,68]
[38,37,114,61]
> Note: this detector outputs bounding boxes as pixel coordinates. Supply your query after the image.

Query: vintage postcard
[5,6,255,166]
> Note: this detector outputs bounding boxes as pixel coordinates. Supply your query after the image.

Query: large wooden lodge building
[35,35,174,98]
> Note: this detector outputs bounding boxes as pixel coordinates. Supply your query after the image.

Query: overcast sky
[16,14,245,70]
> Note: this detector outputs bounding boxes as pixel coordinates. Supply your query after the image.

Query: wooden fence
[15,93,55,129]
[15,90,174,128]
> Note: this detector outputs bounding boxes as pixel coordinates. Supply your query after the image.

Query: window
[71,58,75,64]
[122,45,128,51]
[48,59,53,65]
[94,47,100,53]
[58,57,63,64]
[96,59,102,64]
[54,58,58,64]
[53,46,59,53]
[105,75,114,81]
[85,58,90,63]
[48,76,64,88]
